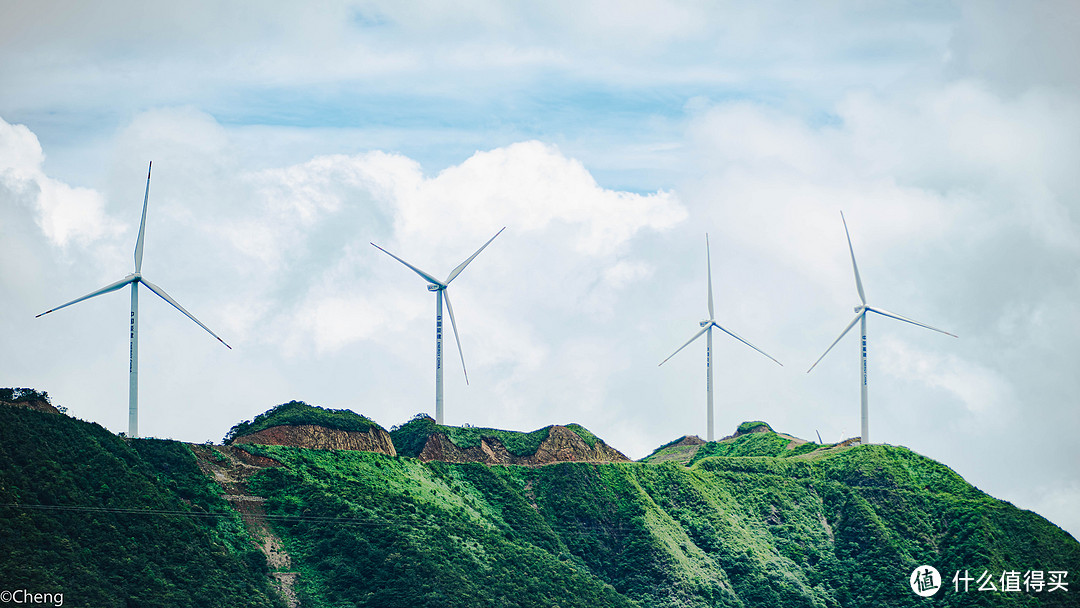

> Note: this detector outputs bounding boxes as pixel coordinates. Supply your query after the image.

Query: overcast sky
[3,1,1079,540]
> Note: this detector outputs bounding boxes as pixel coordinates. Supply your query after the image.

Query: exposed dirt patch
[190,444,299,607]
[1,398,61,415]
[418,425,630,465]
[231,424,396,456]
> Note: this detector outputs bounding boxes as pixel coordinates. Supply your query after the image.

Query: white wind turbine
[807,212,956,445]
[660,234,782,441]
[372,227,505,425]
[36,163,231,438]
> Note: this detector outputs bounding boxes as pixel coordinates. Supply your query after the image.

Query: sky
[2,1,1079,540]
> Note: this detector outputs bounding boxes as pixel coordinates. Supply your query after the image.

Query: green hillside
[0,404,284,608]
[242,434,1079,607]
[1,401,1077,607]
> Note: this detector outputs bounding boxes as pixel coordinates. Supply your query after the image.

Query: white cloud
[4,0,1080,542]
[266,140,685,358]
[0,117,119,247]
[878,334,1014,418]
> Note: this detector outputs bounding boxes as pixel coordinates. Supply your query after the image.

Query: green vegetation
[237,429,1080,608]
[0,404,283,608]
[737,420,774,434]
[5,401,1079,607]
[689,429,825,462]
[224,400,380,443]
[565,423,600,447]
[641,435,704,463]
[242,443,636,607]
[390,414,602,457]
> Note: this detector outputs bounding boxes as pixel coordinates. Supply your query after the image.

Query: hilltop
[0,387,63,415]
[642,420,859,465]
[1,392,1078,607]
[221,402,629,466]
[224,400,396,456]
[390,413,630,465]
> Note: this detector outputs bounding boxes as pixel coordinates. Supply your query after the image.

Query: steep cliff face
[417,425,628,465]
[231,424,397,456]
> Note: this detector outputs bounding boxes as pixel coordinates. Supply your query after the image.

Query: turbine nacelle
[807,211,956,445]
[659,233,783,441]
[372,227,506,425]
[36,161,231,438]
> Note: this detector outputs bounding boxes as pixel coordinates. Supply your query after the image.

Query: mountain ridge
[1,393,1077,607]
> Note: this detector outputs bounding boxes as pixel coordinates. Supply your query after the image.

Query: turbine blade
[141,278,232,349]
[865,306,958,338]
[659,325,709,366]
[135,162,151,273]
[442,289,469,385]
[36,276,136,317]
[371,243,444,286]
[706,233,714,319]
[445,227,506,284]
[841,211,866,305]
[806,312,863,373]
[711,322,783,366]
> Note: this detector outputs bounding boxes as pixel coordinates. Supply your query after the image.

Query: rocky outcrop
[230,424,397,456]
[1,397,61,415]
[531,425,629,463]
[1,388,62,415]
[418,425,629,465]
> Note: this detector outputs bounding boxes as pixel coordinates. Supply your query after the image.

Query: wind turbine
[371,227,505,425]
[36,162,231,438]
[807,211,956,445]
[659,234,782,441]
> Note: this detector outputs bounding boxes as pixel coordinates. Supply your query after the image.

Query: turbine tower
[37,162,231,438]
[807,211,956,445]
[372,227,505,425]
[660,234,782,441]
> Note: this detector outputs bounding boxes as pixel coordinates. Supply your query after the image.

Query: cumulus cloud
[0,117,119,248]
[265,140,685,356]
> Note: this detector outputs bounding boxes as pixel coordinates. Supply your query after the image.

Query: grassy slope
[246,445,634,607]
[243,430,1080,608]
[0,405,283,608]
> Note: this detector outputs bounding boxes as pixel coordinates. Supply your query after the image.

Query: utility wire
[0,502,644,534]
